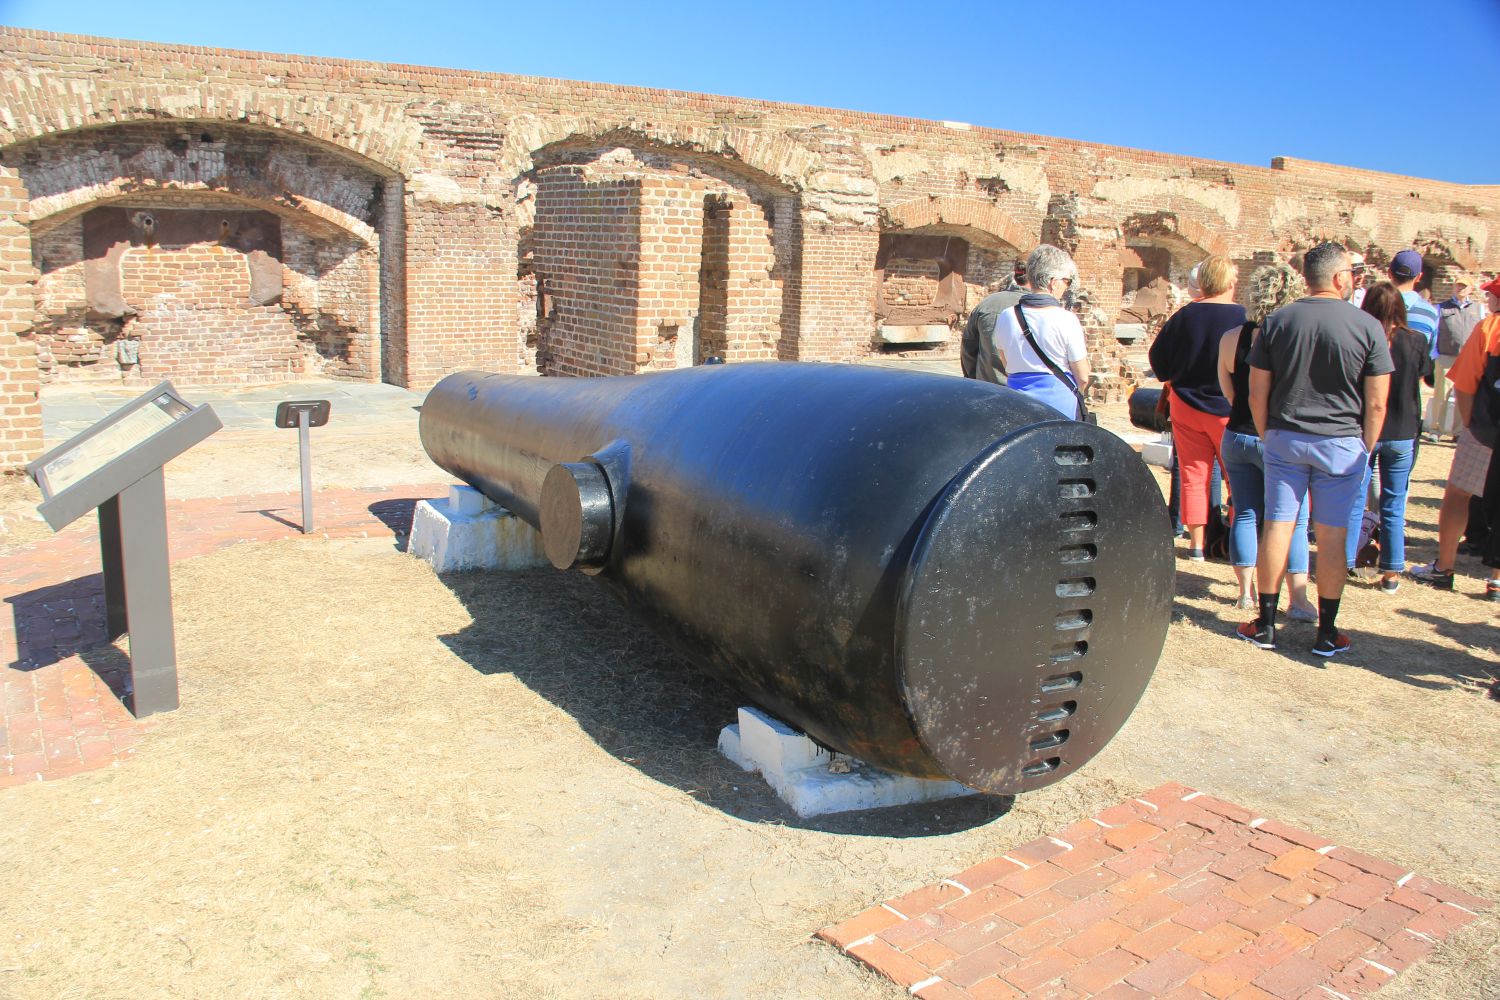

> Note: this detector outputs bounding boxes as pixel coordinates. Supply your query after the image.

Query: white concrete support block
[409,485,550,572]
[1141,435,1174,469]
[718,706,977,818]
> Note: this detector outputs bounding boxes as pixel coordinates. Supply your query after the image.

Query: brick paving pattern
[818,783,1491,999]
[1,484,445,788]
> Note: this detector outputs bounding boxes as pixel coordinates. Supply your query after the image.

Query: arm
[1063,313,1090,390]
[1217,329,1238,404]
[1146,317,1174,381]
[1456,390,1474,428]
[1069,357,1091,391]
[1361,373,1390,452]
[1249,367,1272,439]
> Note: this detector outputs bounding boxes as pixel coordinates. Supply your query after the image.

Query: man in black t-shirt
[1237,243,1392,656]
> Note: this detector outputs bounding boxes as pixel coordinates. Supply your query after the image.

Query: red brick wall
[121,241,303,384]
[0,165,41,468]
[533,168,643,377]
[718,198,781,362]
[403,199,516,387]
[636,176,705,371]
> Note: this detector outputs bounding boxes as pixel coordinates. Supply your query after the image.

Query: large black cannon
[420,363,1173,795]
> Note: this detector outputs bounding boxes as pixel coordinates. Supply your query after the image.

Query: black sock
[1318,597,1340,636]
[1258,592,1278,629]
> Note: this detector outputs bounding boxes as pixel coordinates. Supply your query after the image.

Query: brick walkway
[1,484,445,788]
[818,783,1490,999]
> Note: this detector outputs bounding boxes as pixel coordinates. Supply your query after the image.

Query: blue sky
[3,0,1497,184]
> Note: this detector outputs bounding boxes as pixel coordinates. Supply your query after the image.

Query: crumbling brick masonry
[1,27,1496,467]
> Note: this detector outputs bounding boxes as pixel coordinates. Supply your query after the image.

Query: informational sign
[26,382,221,718]
[35,391,191,495]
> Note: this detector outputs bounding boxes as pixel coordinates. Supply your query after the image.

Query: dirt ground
[0,398,1496,1000]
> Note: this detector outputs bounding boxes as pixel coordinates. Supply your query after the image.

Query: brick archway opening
[8,121,398,393]
[872,222,1022,355]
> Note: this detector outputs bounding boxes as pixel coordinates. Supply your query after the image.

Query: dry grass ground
[0,401,1495,999]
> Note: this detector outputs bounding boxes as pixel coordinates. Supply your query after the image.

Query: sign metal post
[274,400,331,534]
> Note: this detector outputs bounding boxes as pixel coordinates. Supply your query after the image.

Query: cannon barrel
[420,363,1173,795]
[1128,387,1171,433]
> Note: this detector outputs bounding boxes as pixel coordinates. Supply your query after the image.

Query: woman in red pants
[1148,256,1247,560]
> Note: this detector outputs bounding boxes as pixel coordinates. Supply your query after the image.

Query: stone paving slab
[1,483,447,788]
[818,783,1491,999]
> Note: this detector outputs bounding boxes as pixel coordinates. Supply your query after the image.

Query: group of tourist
[961,241,1500,657]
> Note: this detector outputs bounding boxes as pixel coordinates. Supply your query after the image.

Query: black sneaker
[1487,582,1500,603]
[1237,619,1275,649]
[1408,563,1454,590]
[1312,632,1352,657]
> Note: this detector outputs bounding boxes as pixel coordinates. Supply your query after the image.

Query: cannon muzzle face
[897,420,1173,796]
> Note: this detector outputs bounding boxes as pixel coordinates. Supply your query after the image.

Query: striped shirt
[1401,290,1441,357]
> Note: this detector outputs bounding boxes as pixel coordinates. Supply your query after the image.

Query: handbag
[1013,304,1097,424]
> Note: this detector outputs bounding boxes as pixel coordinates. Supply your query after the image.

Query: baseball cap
[1480,276,1500,297]
[1390,249,1424,280]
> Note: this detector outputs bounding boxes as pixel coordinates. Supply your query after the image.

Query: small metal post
[298,407,313,534]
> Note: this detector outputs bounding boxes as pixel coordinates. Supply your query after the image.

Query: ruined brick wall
[636,175,705,371]
[2,26,1499,464]
[533,167,642,376]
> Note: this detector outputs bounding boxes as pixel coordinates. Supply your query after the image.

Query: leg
[1287,494,1317,618]
[1413,429,1488,580]
[1431,356,1453,437]
[1344,452,1374,569]
[1243,430,1309,647]
[1258,521,1297,599]
[1168,452,1183,535]
[1435,489,1475,572]
[1377,440,1414,577]
[1314,522,1350,602]
[1172,399,1215,553]
[1306,437,1370,654]
[1221,432,1262,606]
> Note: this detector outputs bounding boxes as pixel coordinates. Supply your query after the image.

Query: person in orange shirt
[1409,276,1500,599]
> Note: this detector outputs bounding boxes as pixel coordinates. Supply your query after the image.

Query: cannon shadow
[435,567,1013,836]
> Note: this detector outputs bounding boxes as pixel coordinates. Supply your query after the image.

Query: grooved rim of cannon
[897,420,1175,795]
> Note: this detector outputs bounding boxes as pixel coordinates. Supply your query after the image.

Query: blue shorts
[1263,429,1369,528]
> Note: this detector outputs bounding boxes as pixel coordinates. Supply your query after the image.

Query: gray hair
[1302,242,1349,290]
[1245,263,1307,323]
[1027,244,1078,293]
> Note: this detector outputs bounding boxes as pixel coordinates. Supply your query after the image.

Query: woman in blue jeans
[1344,283,1432,592]
[1216,264,1318,618]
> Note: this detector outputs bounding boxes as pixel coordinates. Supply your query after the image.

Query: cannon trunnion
[420,363,1174,796]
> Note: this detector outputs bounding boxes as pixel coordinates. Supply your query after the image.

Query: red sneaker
[1311,632,1352,657]
[1236,620,1275,649]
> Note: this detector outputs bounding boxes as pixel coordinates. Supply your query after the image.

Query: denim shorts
[1263,429,1369,528]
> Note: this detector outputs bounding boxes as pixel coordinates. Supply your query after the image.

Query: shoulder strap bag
[1013,303,1096,424]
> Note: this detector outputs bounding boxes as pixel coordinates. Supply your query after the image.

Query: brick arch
[1121,211,1227,259]
[1413,236,1480,272]
[0,77,419,178]
[506,117,816,192]
[881,198,1032,253]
